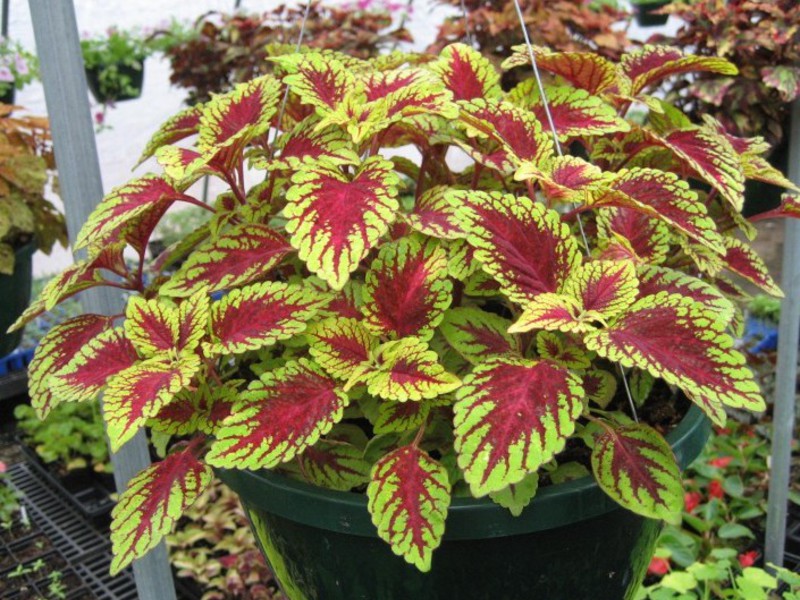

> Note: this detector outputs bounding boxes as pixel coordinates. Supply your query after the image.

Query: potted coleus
[0,37,38,106]
[14,43,800,597]
[0,105,67,357]
[80,27,151,104]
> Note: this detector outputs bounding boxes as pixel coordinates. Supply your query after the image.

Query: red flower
[709,456,733,469]
[738,551,758,568]
[684,491,702,513]
[708,480,725,499]
[648,557,670,576]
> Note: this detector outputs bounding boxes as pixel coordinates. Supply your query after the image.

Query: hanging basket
[633,1,670,27]
[0,241,35,358]
[85,62,144,103]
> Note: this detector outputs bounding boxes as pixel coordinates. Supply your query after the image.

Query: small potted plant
[0,105,66,357]
[0,38,38,106]
[80,27,151,104]
[15,42,799,598]
[630,0,671,27]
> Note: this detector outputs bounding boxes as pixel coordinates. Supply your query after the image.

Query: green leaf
[717,522,754,540]
[489,472,539,517]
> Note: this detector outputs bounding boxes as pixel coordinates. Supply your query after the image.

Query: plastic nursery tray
[19,443,116,518]
[6,461,138,599]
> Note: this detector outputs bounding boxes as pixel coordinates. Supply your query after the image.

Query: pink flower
[709,456,733,469]
[684,491,702,513]
[0,66,13,83]
[94,112,105,125]
[738,551,758,568]
[648,557,670,576]
[708,480,725,499]
[0,461,7,473]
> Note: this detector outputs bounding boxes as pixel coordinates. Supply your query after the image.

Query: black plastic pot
[0,86,15,105]
[0,242,35,358]
[85,62,144,103]
[220,405,709,600]
[743,115,791,217]
[633,1,670,26]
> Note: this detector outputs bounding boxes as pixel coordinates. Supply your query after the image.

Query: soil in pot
[0,516,39,546]
[220,405,710,600]
[633,1,670,26]
[10,534,54,563]
[0,241,35,358]
[85,62,144,103]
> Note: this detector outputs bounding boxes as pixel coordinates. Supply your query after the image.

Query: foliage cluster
[17,40,800,576]
[0,105,67,273]
[656,0,800,148]
[162,4,411,106]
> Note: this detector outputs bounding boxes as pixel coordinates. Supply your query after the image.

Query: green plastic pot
[0,241,35,357]
[219,405,710,600]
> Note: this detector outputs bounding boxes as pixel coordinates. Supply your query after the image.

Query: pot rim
[218,404,709,540]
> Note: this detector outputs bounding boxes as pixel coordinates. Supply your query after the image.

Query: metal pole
[765,99,800,568]
[27,2,176,598]
[1,0,9,38]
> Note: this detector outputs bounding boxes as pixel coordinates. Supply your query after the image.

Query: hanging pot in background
[632,0,670,27]
[85,62,144,104]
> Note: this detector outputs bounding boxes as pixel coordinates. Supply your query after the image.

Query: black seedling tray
[19,443,116,518]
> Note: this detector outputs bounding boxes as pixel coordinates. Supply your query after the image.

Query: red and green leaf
[563,260,639,321]
[124,296,180,358]
[280,53,356,114]
[535,331,591,369]
[430,43,501,101]
[206,282,328,356]
[591,421,683,523]
[509,293,584,334]
[439,307,521,365]
[271,117,359,169]
[597,208,670,264]
[453,357,584,496]
[637,265,735,324]
[367,445,450,572]
[197,75,281,158]
[160,222,293,297]
[583,369,617,408]
[285,157,400,290]
[621,45,737,96]
[308,317,376,380]
[27,315,112,419]
[353,337,461,402]
[452,190,581,304]
[298,440,371,491]
[508,80,629,138]
[404,186,464,240]
[51,327,139,404]
[110,448,212,575]
[722,237,782,297]
[583,293,765,416]
[136,105,202,166]
[374,400,431,435]
[502,46,619,95]
[206,359,347,469]
[362,236,452,340]
[74,175,189,251]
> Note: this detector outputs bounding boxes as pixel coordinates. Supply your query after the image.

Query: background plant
[0,105,67,273]
[17,41,800,576]
[162,4,412,105]
[655,0,800,149]
[0,37,38,96]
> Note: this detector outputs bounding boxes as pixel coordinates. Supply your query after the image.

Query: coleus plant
[14,42,800,575]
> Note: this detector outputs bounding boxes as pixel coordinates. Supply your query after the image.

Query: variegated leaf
[439,307,520,365]
[271,117,360,169]
[367,445,450,572]
[584,369,617,408]
[308,317,376,380]
[535,331,591,369]
[285,157,400,290]
[404,186,464,240]
[354,337,461,402]
[124,296,180,358]
[622,45,737,96]
[51,327,139,404]
[597,208,670,265]
[206,359,347,469]
[430,43,501,101]
[722,237,782,297]
[28,315,112,418]
[362,236,452,340]
[160,222,293,297]
[502,46,619,95]
[104,354,202,451]
[298,440,371,491]
[452,190,582,304]
[110,449,212,574]
[280,52,355,114]
[637,265,734,325]
[453,357,584,496]
[206,282,328,355]
[591,422,683,523]
[562,260,639,322]
[583,293,765,415]
[136,105,202,166]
